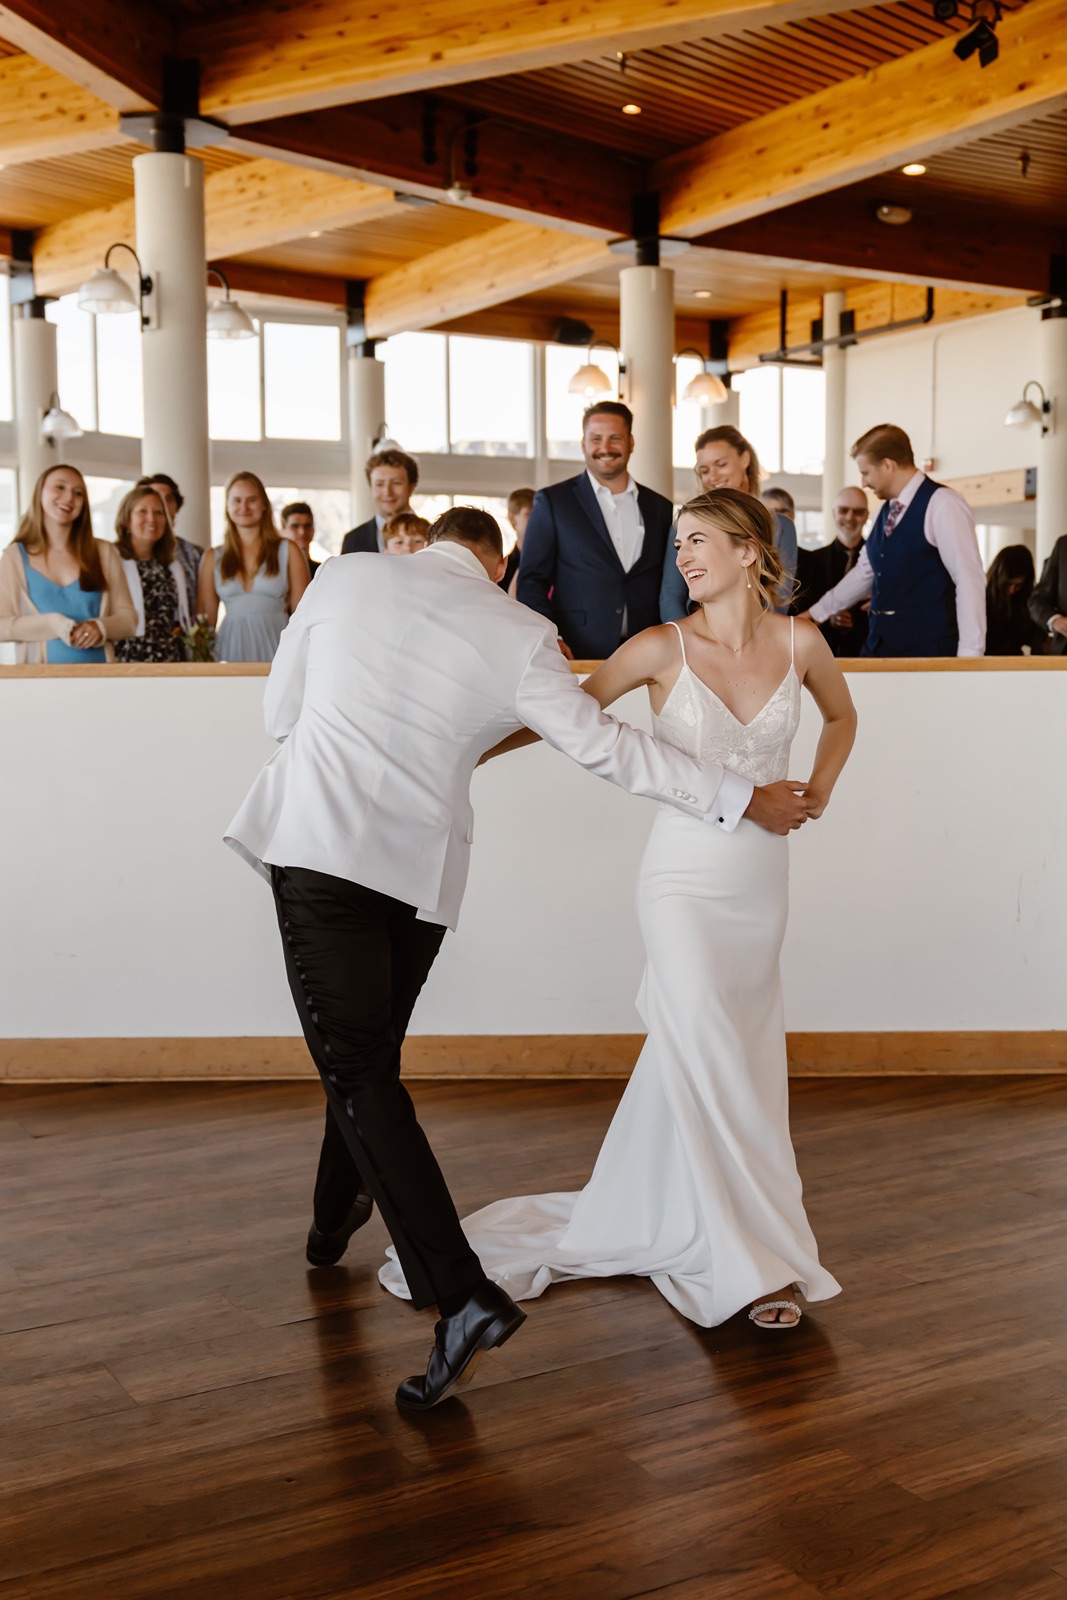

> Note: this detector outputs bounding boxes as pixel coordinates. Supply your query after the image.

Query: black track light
[953,18,999,65]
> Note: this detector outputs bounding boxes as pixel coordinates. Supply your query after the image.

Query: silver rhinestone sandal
[748,1298,802,1330]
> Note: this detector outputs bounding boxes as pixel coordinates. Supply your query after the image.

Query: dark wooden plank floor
[0,1076,1063,1600]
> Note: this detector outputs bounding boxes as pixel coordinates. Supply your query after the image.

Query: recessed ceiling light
[902,163,926,176]
[621,103,642,115]
[694,289,712,299]
[309,230,322,238]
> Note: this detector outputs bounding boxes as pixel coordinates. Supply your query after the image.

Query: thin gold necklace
[700,605,767,654]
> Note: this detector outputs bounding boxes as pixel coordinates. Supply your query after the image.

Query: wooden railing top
[0,657,1063,679]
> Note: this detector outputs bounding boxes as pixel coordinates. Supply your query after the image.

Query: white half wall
[0,668,1063,1040]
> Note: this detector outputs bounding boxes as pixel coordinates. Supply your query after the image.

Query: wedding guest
[1028,534,1067,655]
[136,473,204,606]
[113,485,192,663]
[502,487,535,594]
[341,450,419,554]
[794,486,870,657]
[281,501,319,575]
[983,545,1041,656]
[197,471,310,662]
[804,424,986,656]
[518,402,673,659]
[383,512,431,554]
[661,426,798,620]
[0,464,135,663]
[762,486,796,521]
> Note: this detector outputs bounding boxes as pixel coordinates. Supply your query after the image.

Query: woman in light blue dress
[197,471,310,662]
[0,464,136,663]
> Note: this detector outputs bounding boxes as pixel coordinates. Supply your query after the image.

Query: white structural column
[620,265,675,499]
[821,291,847,537]
[13,311,59,509]
[347,347,387,523]
[133,152,211,548]
[1036,308,1067,566]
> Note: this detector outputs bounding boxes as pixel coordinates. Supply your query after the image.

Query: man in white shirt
[802,424,986,657]
[226,506,807,1411]
[517,402,675,659]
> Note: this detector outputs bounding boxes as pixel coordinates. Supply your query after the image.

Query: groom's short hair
[428,506,504,560]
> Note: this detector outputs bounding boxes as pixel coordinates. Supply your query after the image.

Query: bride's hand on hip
[744,781,810,836]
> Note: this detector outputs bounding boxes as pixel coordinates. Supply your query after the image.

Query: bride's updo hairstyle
[678,487,788,612]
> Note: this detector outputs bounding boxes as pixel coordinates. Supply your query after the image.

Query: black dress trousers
[271,864,484,1310]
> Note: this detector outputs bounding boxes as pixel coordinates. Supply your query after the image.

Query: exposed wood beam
[698,195,1063,295]
[657,0,1066,237]
[32,161,403,297]
[210,260,348,308]
[0,1,169,112]
[230,100,631,237]
[0,55,122,166]
[187,0,873,123]
[432,300,712,351]
[364,223,616,339]
[727,282,1029,367]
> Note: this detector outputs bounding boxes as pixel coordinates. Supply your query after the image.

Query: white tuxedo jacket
[225,541,750,930]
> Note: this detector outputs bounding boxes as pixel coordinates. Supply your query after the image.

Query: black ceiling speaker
[553,316,595,346]
[932,0,958,18]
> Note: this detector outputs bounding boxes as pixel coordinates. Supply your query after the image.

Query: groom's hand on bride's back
[744,781,811,835]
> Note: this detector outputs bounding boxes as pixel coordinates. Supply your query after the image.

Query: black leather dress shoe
[395,1282,526,1411]
[305,1191,374,1266]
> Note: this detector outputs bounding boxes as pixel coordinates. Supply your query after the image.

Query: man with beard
[517,402,674,660]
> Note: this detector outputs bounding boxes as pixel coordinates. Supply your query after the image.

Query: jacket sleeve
[98,544,138,641]
[1028,540,1066,631]
[0,545,71,644]
[513,628,752,828]
[658,544,690,622]
[263,565,317,740]
[515,490,557,624]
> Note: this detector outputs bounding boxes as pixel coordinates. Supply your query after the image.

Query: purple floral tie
[883,499,904,537]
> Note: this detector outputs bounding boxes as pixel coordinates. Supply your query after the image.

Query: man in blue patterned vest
[803,424,986,657]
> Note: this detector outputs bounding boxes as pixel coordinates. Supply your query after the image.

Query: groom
[225,507,806,1410]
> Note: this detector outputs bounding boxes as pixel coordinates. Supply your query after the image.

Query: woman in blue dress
[0,465,136,663]
[197,471,310,662]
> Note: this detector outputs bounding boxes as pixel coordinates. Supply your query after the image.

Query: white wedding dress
[380,619,841,1326]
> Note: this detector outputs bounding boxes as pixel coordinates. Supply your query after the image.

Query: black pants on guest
[271,864,485,1311]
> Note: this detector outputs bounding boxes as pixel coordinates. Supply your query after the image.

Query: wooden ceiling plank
[0,55,122,165]
[32,160,405,297]
[657,0,1066,235]
[189,0,883,123]
[363,221,617,339]
[0,0,169,111]
[230,101,632,237]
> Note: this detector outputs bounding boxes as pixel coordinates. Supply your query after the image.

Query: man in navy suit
[517,402,673,660]
[341,448,419,555]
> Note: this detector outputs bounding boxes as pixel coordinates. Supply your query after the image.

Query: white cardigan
[121,556,193,638]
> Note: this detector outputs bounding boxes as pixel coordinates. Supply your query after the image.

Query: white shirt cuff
[711,769,753,832]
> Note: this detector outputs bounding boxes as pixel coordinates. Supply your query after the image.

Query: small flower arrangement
[176,614,218,663]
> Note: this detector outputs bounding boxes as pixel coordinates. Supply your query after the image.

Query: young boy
[382,512,431,554]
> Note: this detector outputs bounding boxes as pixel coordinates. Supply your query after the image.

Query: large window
[735,366,782,474]
[46,294,97,433]
[734,364,826,478]
[673,354,707,467]
[382,333,448,454]
[448,337,531,457]
[208,330,261,441]
[95,312,144,437]
[264,323,341,441]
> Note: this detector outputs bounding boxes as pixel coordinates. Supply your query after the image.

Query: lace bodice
[652,620,801,786]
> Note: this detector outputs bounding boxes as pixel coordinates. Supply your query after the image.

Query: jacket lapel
[571,473,623,569]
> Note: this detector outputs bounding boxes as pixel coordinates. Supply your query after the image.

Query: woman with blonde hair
[113,484,192,663]
[0,464,135,663]
[197,471,309,662]
[660,425,798,620]
[400,489,857,1332]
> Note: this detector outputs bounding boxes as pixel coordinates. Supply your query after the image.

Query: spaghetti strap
[790,614,795,665]
[667,618,688,670]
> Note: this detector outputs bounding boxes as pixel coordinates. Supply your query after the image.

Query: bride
[382,488,857,1329]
